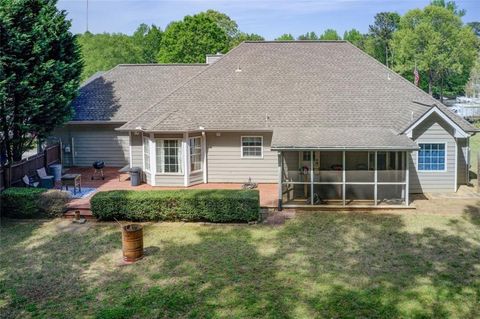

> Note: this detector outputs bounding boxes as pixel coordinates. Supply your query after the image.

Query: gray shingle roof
[70,64,206,121]
[271,127,419,150]
[119,41,476,135]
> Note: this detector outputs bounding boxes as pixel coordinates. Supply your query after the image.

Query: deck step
[64,209,95,219]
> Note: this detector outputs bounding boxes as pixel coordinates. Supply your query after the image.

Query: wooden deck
[64,167,279,218]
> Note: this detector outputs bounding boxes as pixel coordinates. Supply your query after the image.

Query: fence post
[477,151,479,193]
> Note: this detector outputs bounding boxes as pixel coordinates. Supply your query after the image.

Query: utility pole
[86,0,89,32]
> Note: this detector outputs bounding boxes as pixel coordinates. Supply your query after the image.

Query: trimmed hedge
[0,187,69,218]
[91,189,260,222]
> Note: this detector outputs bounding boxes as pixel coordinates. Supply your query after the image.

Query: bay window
[156,139,182,174]
[143,136,150,171]
[189,137,202,172]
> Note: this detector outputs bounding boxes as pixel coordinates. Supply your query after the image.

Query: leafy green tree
[365,12,400,66]
[78,32,144,80]
[343,29,365,47]
[158,12,229,63]
[0,0,82,163]
[230,32,264,48]
[431,0,466,17]
[468,22,480,37]
[392,5,477,99]
[297,32,318,40]
[205,9,239,39]
[465,54,480,97]
[319,29,341,40]
[133,24,163,63]
[275,33,295,41]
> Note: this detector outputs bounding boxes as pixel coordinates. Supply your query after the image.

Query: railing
[0,143,61,190]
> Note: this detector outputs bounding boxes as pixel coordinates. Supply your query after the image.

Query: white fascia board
[403,106,470,139]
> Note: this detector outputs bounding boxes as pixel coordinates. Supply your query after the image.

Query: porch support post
[202,132,207,183]
[310,151,314,205]
[405,151,410,206]
[374,151,378,206]
[278,152,283,211]
[342,151,346,206]
[149,133,156,186]
[128,131,133,168]
[183,132,189,187]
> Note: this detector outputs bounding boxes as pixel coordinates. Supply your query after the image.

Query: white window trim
[142,135,151,173]
[155,138,184,176]
[416,142,447,173]
[189,136,203,174]
[241,136,264,159]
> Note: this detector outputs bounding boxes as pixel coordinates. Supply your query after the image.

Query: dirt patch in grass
[1,207,480,318]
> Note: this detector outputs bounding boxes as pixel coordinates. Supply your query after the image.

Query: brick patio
[65,167,278,215]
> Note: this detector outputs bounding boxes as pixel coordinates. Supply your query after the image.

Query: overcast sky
[57,0,480,39]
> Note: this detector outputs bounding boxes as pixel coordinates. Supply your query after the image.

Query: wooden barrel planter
[122,224,144,262]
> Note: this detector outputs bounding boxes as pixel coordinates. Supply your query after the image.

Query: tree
[431,0,466,17]
[366,12,400,66]
[158,12,229,63]
[0,0,82,164]
[392,5,477,99]
[468,22,480,37]
[78,32,144,80]
[275,33,295,41]
[465,54,480,98]
[297,32,318,40]
[133,24,163,63]
[230,32,264,48]
[319,29,341,40]
[205,9,239,39]
[343,29,365,47]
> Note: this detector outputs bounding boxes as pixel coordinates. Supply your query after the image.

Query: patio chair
[37,167,54,189]
[22,175,39,188]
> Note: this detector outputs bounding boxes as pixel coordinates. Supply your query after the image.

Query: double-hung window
[156,139,182,174]
[241,136,263,158]
[418,143,446,171]
[143,136,150,172]
[189,137,202,172]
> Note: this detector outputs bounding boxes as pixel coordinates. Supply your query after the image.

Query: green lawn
[2,210,480,319]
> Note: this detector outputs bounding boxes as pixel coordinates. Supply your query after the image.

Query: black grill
[92,161,105,180]
[93,161,105,169]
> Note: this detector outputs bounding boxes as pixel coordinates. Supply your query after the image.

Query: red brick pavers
[65,167,278,212]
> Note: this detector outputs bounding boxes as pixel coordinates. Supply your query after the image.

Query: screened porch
[279,150,410,207]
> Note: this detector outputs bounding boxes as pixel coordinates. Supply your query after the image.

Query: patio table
[61,174,82,195]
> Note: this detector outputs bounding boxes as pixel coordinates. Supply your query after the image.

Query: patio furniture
[22,175,39,188]
[118,165,130,182]
[91,161,105,180]
[37,167,54,189]
[61,173,82,195]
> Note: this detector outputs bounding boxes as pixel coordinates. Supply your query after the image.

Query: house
[53,41,478,208]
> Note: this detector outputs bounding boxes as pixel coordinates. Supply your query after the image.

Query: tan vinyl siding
[409,113,456,193]
[206,132,277,183]
[53,124,128,167]
[457,138,468,185]
[155,174,184,186]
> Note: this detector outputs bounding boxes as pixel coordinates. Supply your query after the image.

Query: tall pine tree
[0,0,82,163]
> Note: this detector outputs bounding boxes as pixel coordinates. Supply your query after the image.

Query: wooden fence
[0,143,61,190]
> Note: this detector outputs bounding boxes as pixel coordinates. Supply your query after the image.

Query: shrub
[91,189,260,223]
[0,187,69,218]
[37,190,70,217]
